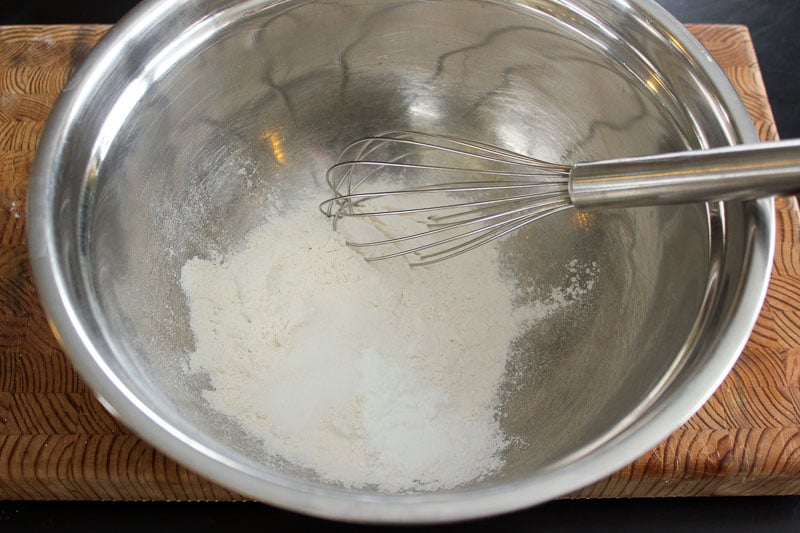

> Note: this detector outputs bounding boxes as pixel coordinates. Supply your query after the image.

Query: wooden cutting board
[1,24,799,501]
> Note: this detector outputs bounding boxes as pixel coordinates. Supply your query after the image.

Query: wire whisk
[320,131,800,266]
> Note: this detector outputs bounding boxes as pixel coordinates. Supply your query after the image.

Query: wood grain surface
[1,24,799,502]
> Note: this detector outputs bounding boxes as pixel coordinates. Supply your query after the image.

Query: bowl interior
[42,0,757,511]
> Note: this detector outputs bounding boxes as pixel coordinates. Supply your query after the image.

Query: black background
[1,0,799,531]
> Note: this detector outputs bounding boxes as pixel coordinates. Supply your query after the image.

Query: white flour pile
[180,190,593,492]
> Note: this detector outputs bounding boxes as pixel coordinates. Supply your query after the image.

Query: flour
[180,190,594,492]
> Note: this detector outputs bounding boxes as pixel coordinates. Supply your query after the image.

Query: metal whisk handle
[569,139,800,209]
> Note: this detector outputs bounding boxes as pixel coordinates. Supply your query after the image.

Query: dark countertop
[1,1,799,531]
[656,0,800,139]
[2,497,800,531]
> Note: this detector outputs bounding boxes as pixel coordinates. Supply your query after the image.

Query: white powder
[180,190,593,492]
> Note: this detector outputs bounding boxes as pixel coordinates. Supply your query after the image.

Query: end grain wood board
[0,24,799,501]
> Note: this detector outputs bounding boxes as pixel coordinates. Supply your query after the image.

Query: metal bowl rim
[26,0,775,523]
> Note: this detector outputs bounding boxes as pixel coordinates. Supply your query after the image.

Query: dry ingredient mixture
[180,191,595,492]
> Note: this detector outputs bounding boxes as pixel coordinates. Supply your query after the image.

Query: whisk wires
[320,131,572,265]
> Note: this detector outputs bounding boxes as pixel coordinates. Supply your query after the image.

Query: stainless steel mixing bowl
[28,0,773,523]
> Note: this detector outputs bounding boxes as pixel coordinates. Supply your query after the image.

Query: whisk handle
[569,139,800,209]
